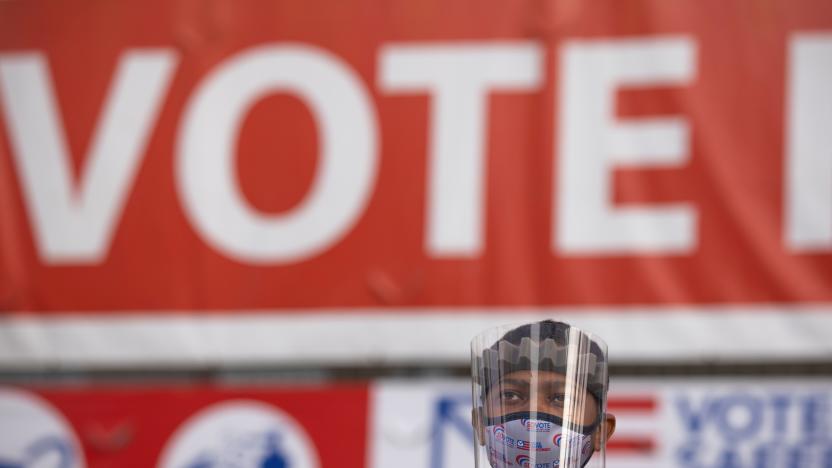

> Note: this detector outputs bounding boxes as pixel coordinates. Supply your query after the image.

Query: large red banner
[1,0,831,313]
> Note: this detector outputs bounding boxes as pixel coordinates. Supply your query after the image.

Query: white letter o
[177,44,378,264]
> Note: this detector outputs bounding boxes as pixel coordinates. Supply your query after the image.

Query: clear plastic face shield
[471,320,613,468]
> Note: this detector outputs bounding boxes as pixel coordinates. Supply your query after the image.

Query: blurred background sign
[370,378,832,468]
[2,378,831,468]
[0,0,831,466]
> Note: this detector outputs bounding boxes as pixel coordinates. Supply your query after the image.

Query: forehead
[497,370,565,385]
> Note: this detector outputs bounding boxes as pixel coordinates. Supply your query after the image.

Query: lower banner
[372,378,832,468]
[1,378,831,467]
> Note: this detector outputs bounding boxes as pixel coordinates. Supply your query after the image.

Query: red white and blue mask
[484,412,598,468]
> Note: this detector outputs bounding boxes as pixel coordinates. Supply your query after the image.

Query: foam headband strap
[476,337,607,393]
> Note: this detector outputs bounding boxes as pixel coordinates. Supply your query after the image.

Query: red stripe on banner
[607,397,657,412]
[607,437,656,453]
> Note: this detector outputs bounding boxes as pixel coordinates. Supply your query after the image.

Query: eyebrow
[497,379,567,390]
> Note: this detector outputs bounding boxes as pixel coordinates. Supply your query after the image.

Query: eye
[548,393,567,406]
[501,390,525,403]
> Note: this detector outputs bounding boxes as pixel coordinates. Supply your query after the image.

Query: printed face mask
[484,412,598,468]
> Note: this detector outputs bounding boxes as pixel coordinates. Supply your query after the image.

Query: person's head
[471,320,616,468]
